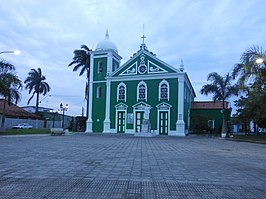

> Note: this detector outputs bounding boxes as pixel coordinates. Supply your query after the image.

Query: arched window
[137,81,147,101]
[159,80,169,101]
[98,61,103,73]
[117,82,126,101]
[96,86,102,98]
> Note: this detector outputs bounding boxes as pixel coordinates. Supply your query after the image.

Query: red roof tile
[0,99,39,119]
[191,101,229,110]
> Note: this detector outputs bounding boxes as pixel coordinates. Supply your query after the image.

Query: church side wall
[184,82,193,130]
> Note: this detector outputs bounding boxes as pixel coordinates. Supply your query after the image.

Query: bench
[50,128,64,136]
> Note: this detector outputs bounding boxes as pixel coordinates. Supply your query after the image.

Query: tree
[233,46,266,132]
[24,68,50,113]
[232,45,266,90]
[0,60,15,95]
[68,45,92,118]
[0,60,22,129]
[235,90,266,132]
[200,72,238,137]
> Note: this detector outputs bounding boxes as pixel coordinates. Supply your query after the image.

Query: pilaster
[85,53,94,133]
[103,72,111,133]
[175,74,186,136]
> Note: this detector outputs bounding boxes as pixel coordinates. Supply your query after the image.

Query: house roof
[0,99,39,119]
[191,101,229,110]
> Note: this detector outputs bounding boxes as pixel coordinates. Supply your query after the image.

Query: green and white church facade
[86,31,196,136]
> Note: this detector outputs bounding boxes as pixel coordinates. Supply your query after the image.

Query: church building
[86,31,196,136]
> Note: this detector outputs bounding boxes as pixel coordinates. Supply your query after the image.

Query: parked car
[12,123,33,129]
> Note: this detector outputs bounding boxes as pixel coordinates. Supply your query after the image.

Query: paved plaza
[0,134,265,198]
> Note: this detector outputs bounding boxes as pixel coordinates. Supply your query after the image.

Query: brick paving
[0,133,265,198]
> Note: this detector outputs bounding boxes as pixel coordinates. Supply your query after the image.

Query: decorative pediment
[156,102,172,110]
[112,49,178,78]
[120,62,137,76]
[133,102,152,110]
[148,60,167,74]
[115,103,128,110]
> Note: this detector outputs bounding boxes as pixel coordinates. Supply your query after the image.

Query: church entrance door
[135,111,144,132]
[117,111,125,133]
[159,111,168,135]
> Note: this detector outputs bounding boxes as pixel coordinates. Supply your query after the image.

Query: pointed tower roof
[95,30,118,53]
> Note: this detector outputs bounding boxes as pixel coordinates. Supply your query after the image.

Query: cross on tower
[141,34,146,44]
[141,24,146,44]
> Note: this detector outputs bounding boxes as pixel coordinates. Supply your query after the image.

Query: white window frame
[137,81,147,101]
[159,80,169,101]
[117,82,126,102]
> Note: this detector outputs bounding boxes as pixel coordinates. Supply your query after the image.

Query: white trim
[120,62,137,76]
[115,103,128,133]
[90,49,122,60]
[94,55,108,58]
[111,48,180,77]
[176,74,185,136]
[103,77,111,133]
[117,82,126,102]
[157,110,170,135]
[148,60,167,74]
[137,80,147,101]
[92,80,108,83]
[86,53,94,133]
[133,109,144,133]
[115,110,127,133]
[132,102,152,133]
[111,73,178,82]
[158,80,170,101]
[156,102,172,135]
[107,52,112,75]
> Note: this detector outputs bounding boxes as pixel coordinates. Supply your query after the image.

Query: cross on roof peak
[141,24,146,44]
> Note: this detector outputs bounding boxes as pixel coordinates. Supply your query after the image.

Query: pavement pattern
[0,133,265,198]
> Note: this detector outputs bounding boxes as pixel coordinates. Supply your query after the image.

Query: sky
[0,0,266,116]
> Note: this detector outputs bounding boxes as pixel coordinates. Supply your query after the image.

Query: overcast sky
[0,0,266,116]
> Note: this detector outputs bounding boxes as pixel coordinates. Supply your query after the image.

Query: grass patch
[231,134,266,144]
[0,128,50,135]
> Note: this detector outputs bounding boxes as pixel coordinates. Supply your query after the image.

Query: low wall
[0,116,61,129]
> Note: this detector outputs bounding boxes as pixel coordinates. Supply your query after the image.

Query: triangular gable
[132,101,152,110]
[156,102,172,110]
[115,103,128,110]
[120,62,137,75]
[147,60,167,74]
[111,48,180,78]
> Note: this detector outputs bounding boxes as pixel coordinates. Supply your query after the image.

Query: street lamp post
[0,50,21,55]
[60,103,68,128]
[49,110,57,128]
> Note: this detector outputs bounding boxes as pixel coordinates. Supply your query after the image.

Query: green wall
[190,109,223,130]
[93,57,107,81]
[92,82,106,132]
[110,78,178,132]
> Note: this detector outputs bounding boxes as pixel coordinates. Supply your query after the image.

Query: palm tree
[68,44,92,118]
[0,60,15,95]
[232,45,266,90]
[200,72,238,137]
[0,60,22,129]
[24,68,50,113]
[233,46,266,132]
